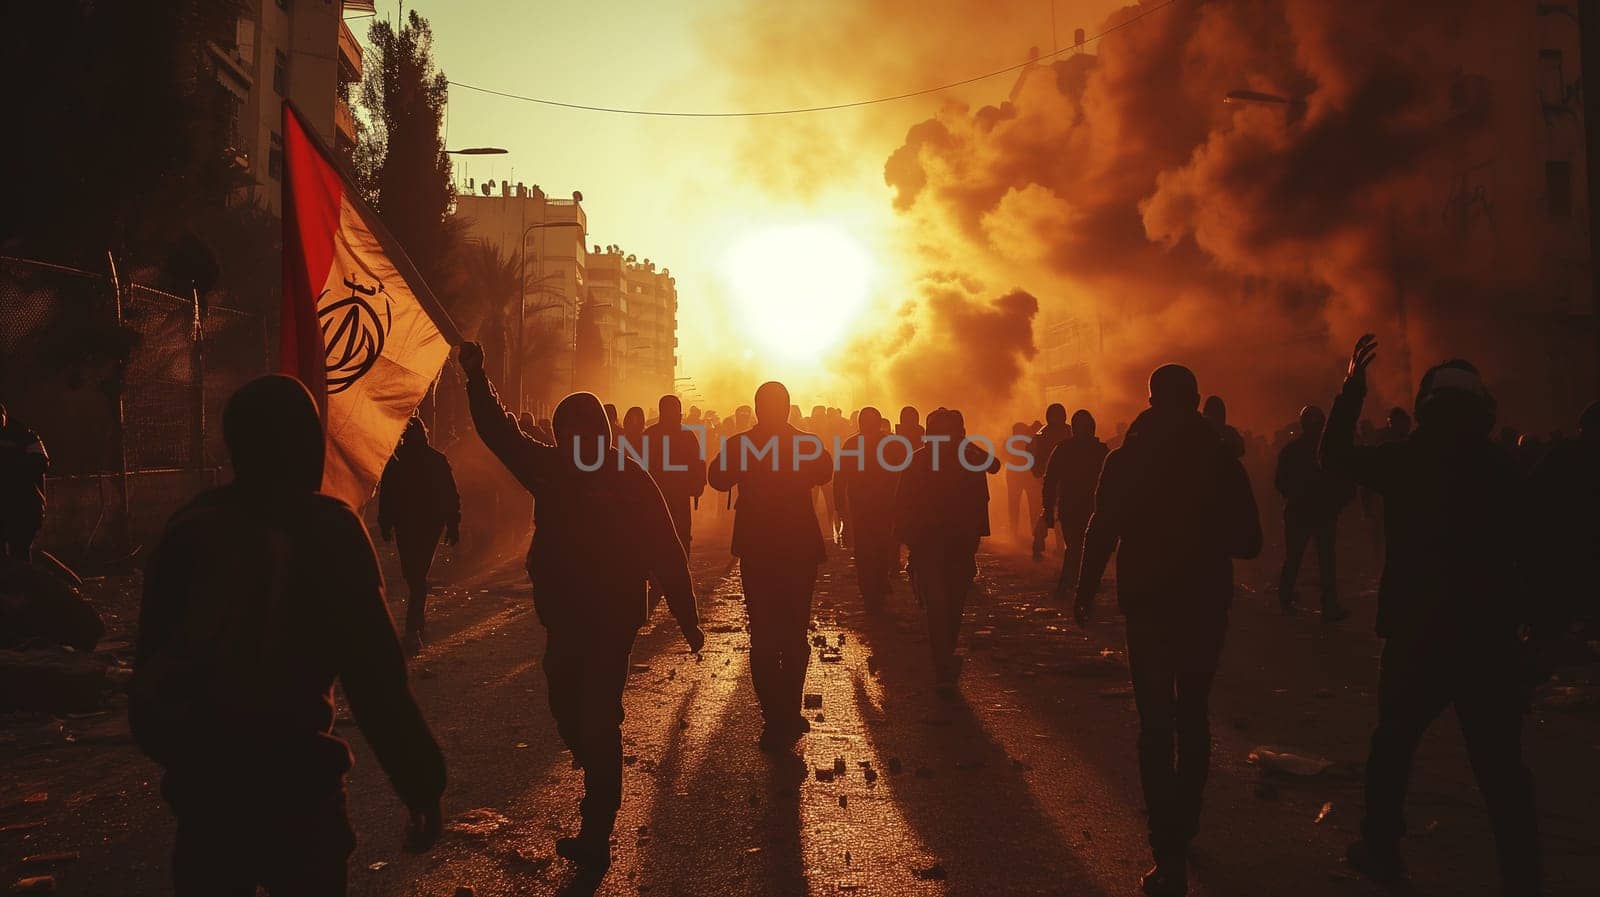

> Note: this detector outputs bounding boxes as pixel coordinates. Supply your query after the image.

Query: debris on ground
[446,808,511,838]
[10,876,55,893]
[17,852,76,867]
[1314,801,1334,824]
[0,648,111,714]
[815,767,835,783]
[1248,746,1335,777]
[803,693,823,709]
[1534,684,1600,711]
[912,863,947,881]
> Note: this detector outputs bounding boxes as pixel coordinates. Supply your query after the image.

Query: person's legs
[1056,516,1087,599]
[741,563,783,726]
[1005,476,1024,537]
[1360,641,1450,854]
[938,553,975,686]
[396,524,443,636]
[914,551,957,684]
[776,564,817,719]
[258,792,357,897]
[1314,522,1339,615]
[542,633,587,766]
[1171,612,1225,848]
[1279,515,1312,611]
[172,812,258,897]
[1455,661,1540,897]
[574,628,639,845]
[1125,613,1182,861]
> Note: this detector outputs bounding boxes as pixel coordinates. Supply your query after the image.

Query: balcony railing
[338,19,363,82]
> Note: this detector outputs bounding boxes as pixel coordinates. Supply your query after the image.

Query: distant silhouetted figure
[131,375,445,896]
[459,343,702,870]
[1527,400,1600,635]
[378,418,461,652]
[1275,404,1353,622]
[896,408,998,696]
[1005,421,1041,542]
[1040,409,1107,601]
[604,402,621,436]
[896,405,924,444]
[1324,336,1539,896]
[835,406,899,611]
[0,403,49,562]
[621,406,646,452]
[708,381,832,750]
[643,395,708,599]
[1077,364,1261,897]
[1029,404,1071,558]
[1203,395,1246,459]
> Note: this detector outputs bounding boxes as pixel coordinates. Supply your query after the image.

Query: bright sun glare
[722,223,874,360]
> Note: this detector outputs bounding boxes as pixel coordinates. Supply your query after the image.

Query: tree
[354,10,456,297]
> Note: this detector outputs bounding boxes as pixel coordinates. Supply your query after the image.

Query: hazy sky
[362,0,1125,409]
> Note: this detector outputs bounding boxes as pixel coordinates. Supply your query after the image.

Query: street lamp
[445,147,508,155]
[1223,89,1306,123]
[515,220,584,410]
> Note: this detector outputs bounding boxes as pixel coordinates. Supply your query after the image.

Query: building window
[268,131,284,181]
[1547,160,1572,218]
[273,50,288,96]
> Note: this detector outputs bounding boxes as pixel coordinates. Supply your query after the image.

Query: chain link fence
[1,255,267,561]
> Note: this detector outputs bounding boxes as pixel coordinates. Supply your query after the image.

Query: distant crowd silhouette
[97,333,1600,896]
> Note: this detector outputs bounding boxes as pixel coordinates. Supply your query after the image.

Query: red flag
[281,101,460,508]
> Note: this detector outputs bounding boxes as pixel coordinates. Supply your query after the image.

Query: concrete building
[451,183,589,412]
[206,0,365,215]
[588,246,681,410]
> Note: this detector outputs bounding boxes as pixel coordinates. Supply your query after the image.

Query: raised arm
[459,342,551,492]
[1320,334,1391,491]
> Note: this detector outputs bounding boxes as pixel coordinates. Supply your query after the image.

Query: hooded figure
[1322,338,1539,896]
[643,394,708,597]
[894,408,997,694]
[378,417,461,649]
[1203,396,1246,459]
[1076,364,1261,897]
[131,375,445,896]
[1274,403,1354,621]
[1005,421,1042,542]
[0,402,50,561]
[460,343,702,871]
[708,380,833,750]
[1028,403,1072,558]
[835,406,900,610]
[1039,409,1109,599]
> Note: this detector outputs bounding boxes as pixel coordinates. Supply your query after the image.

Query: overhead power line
[447,0,1183,119]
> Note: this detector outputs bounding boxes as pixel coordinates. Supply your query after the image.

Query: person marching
[378,417,461,653]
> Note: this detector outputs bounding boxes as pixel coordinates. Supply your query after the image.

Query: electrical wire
[447,0,1183,118]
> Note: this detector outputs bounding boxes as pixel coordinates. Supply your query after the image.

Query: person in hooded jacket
[460,342,703,871]
[378,417,461,651]
[1039,409,1108,601]
[131,376,445,896]
[895,408,999,696]
[1203,396,1246,459]
[708,381,833,750]
[1029,403,1072,558]
[1076,364,1262,897]
[1324,336,1540,897]
[0,403,49,561]
[1275,404,1354,621]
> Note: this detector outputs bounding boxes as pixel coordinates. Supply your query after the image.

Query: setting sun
[722,222,875,360]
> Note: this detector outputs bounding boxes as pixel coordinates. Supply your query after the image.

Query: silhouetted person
[896,408,997,696]
[708,381,832,750]
[459,343,702,870]
[1527,400,1600,635]
[1275,404,1352,621]
[0,403,49,562]
[643,395,708,597]
[896,405,924,444]
[1077,364,1261,897]
[378,418,461,652]
[1324,336,1539,897]
[604,402,621,436]
[519,411,538,438]
[1203,395,1246,459]
[131,376,445,896]
[835,406,899,611]
[1040,409,1107,600]
[1029,404,1071,558]
[621,406,646,454]
[1005,421,1041,542]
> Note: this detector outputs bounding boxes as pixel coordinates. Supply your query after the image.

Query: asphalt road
[3,519,1597,896]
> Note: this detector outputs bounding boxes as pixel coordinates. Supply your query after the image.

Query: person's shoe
[555,833,611,869]
[792,715,812,734]
[758,724,800,752]
[1322,603,1351,624]
[1140,858,1188,896]
[1345,840,1406,882]
[401,629,424,656]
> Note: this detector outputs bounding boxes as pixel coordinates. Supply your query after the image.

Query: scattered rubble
[1248,746,1335,777]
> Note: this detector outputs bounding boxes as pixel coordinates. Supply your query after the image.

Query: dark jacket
[1080,408,1261,615]
[1029,422,1071,480]
[466,370,698,634]
[835,432,900,530]
[894,441,995,554]
[640,420,708,538]
[1040,435,1108,528]
[131,485,445,812]
[0,424,49,520]
[708,425,833,565]
[1527,438,1600,630]
[1275,432,1352,524]
[1320,378,1523,643]
[378,441,461,534]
